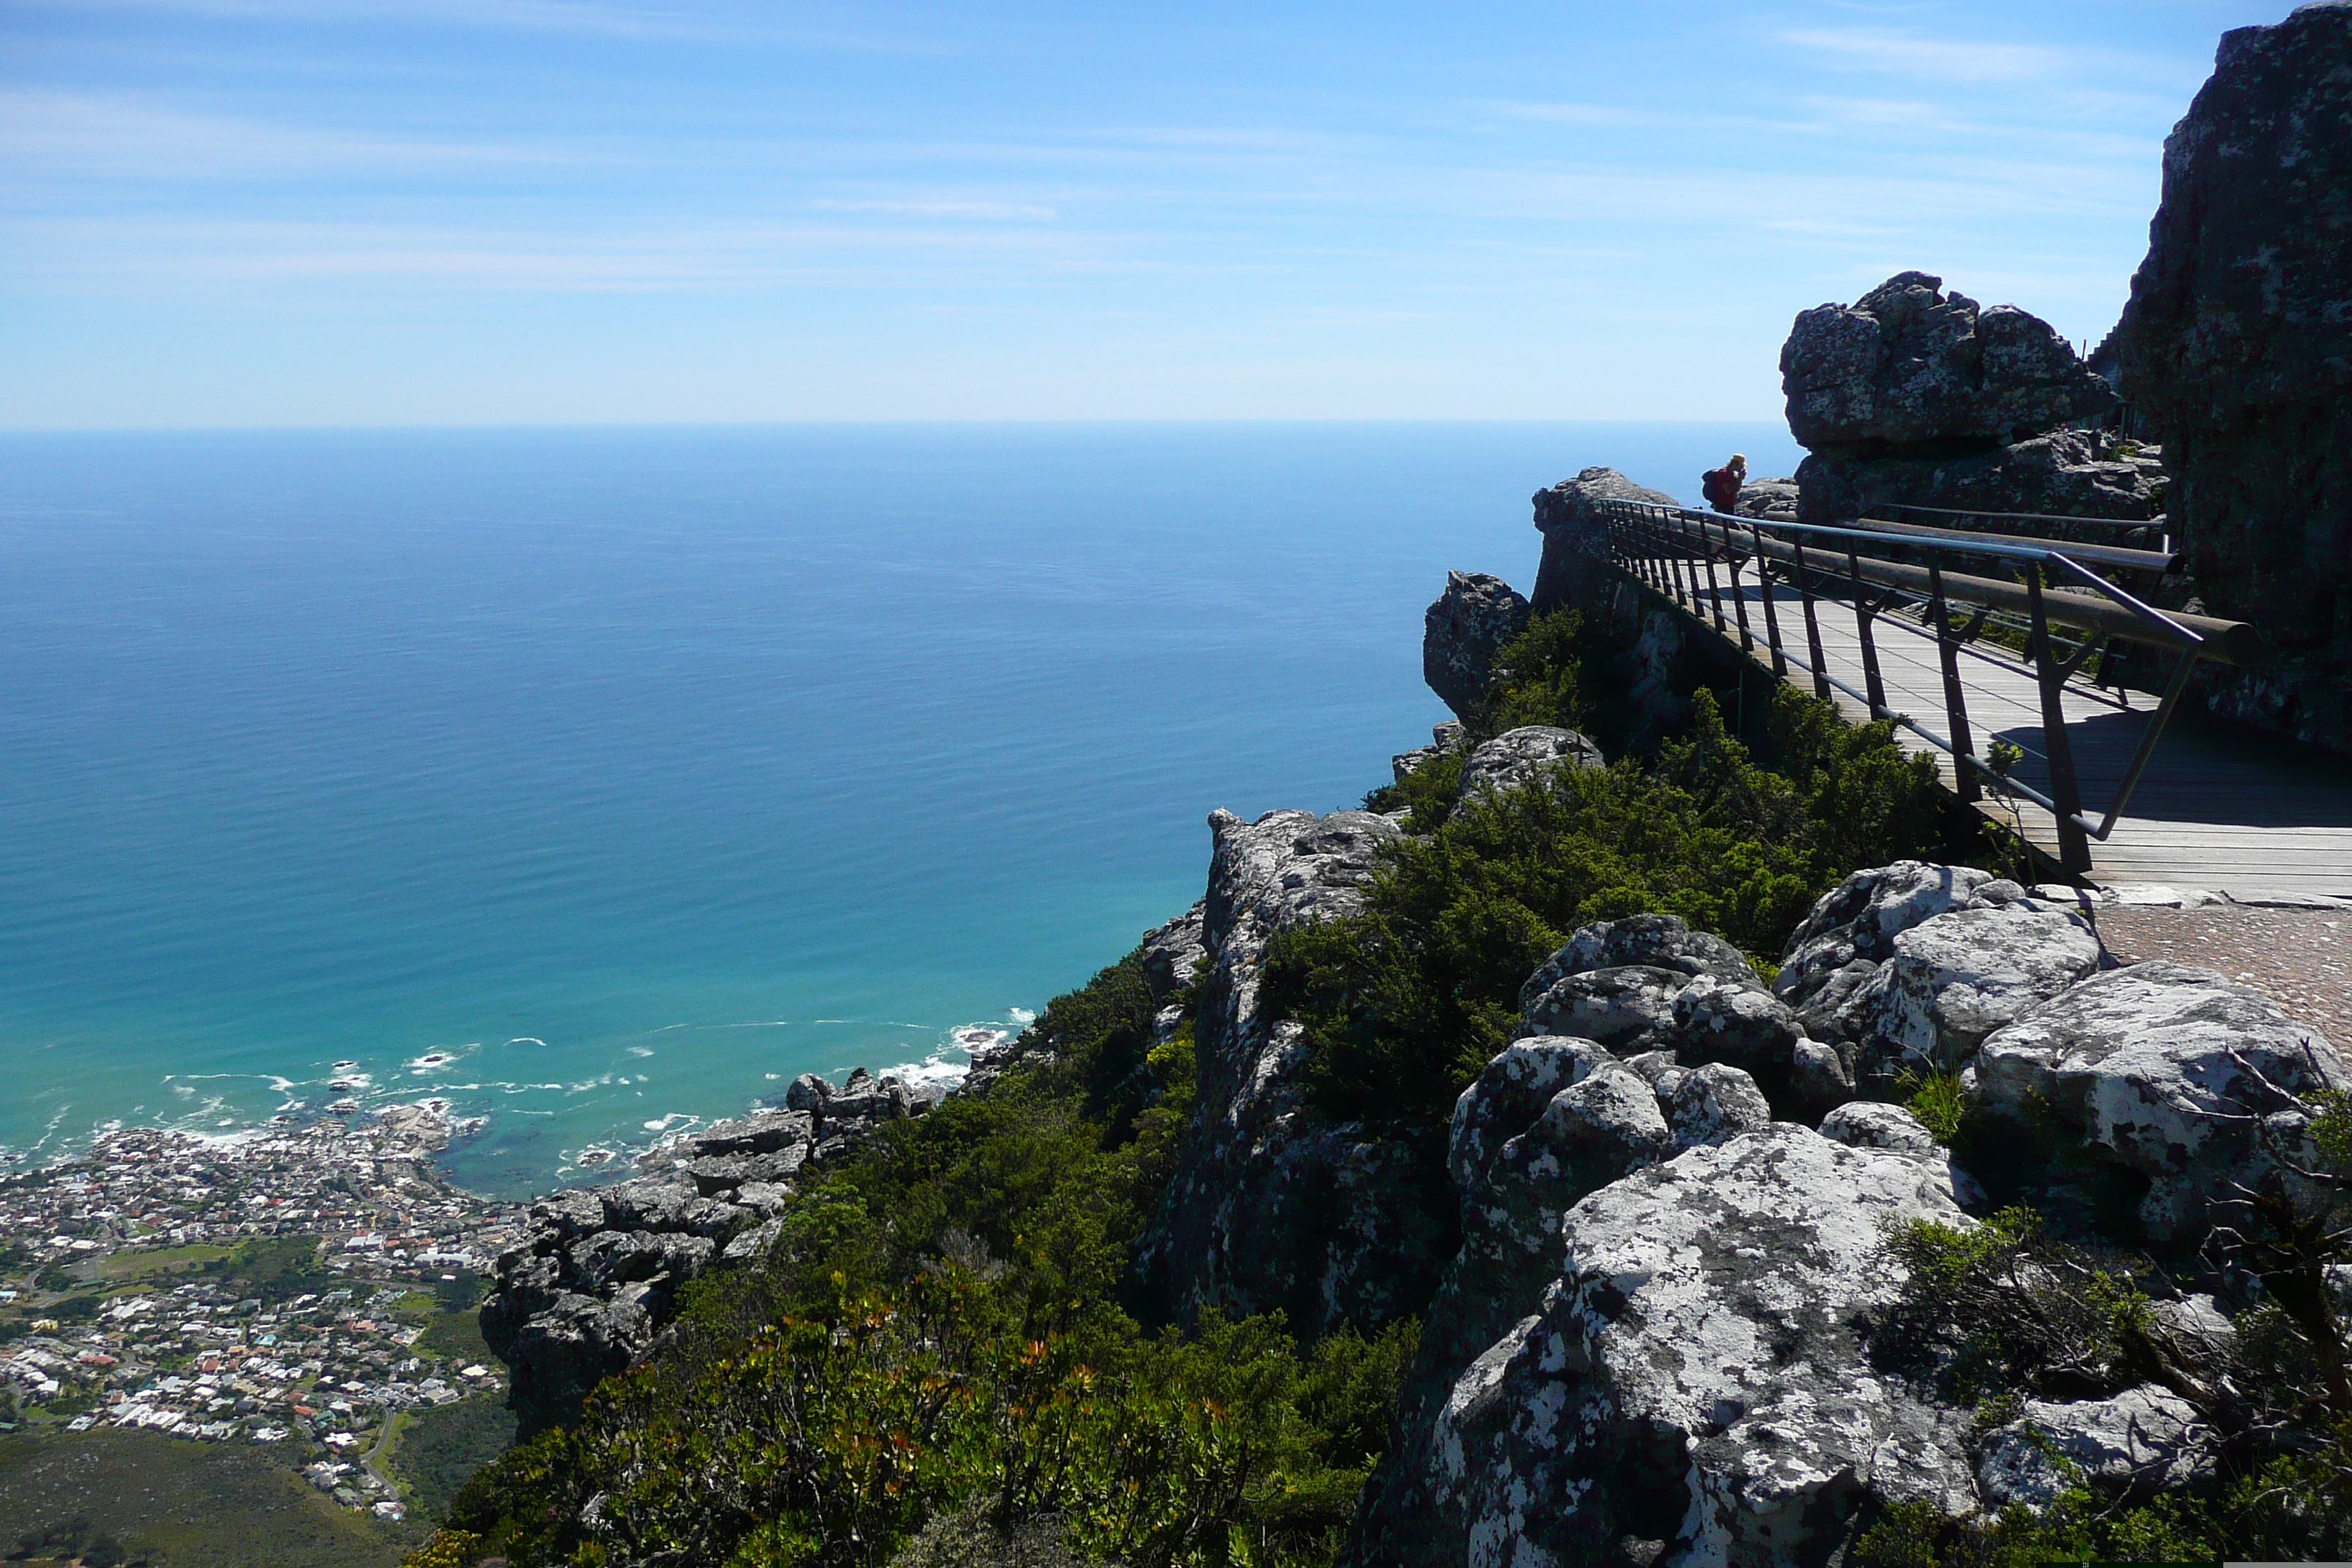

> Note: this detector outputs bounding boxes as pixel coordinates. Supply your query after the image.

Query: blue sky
[0,0,2287,426]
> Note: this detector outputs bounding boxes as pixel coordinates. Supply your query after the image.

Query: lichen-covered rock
[2113,2,2352,754]
[1776,862,2004,1011]
[1520,964,1687,1052]
[1819,1100,1940,1157]
[1135,806,1452,1334]
[1522,913,1758,1006]
[1391,721,1470,787]
[1733,477,1801,521]
[1137,901,1208,998]
[1456,725,1602,797]
[1669,973,1801,1079]
[1446,1037,1621,1195]
[1356,1125,1979,1567]
[1667,1061,1774,1150]
[1972,961,2347,1243]
[1425,571,1533,722]
[1531,466,1681,613]
[1847,904,2106,1082]
[1976,1384,2214,1507]
[1781,271,2114,453]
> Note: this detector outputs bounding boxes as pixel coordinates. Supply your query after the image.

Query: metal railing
[1590,498,2258,875]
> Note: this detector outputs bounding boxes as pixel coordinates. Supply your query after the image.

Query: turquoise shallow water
[0,423,1799,1196]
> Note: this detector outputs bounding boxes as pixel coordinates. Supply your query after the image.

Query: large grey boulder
[1523,912,1757,1001]
[1976,1384,2214,1508]
[1781,271,2114,453]
[1456,725,1602,798]
[1137,901,1208,998]
[1666,1061,1774,1150]
[1425,570,1532,722]
[1776,862,2006,1011]
[1521,965,1687,1052]
[1530,466,1681,613]
[1355,1124,1979,1567]
[2113,2,2352,754]
[1846,904,2106,1082]
[1972,961,2347,1243]
[1135,807,1452,1334]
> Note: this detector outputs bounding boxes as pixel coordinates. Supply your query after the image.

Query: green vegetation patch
[0,1428,419,1568]
[386,1395,519,1526]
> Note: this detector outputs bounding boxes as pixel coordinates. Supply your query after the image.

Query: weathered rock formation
[1782,271,2115,455]
[2113,1,2352,755]
[1531,467,1679,614]
[1455,724,1601,796]
[1425,571,1532,722]
[1350,862,2346,1566]
[1132,805,1455,1335]
[481,1068,927,1436]
[1777,273,2142,538]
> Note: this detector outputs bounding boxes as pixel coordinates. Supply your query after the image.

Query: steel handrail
[1872,500,2168,534]
[1586,497,2248,877]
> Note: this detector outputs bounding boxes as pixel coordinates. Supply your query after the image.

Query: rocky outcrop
[1134,806,1454,1335]
[1518,914,1826,1117]
[1843,903,2108,1084]
[1972,960,2347,1243]
[1425,571,1532,722]
[482,1071,921,1436]
[1531,467,1680,614]
[2112,2,2352,755]
[1355,1123,1980,1567]
[1390,720,1469,788]
[1781,271,2114,455]
[1455,725,1602,798]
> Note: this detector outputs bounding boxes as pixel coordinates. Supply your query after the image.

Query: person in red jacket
[1701,453,1748,514]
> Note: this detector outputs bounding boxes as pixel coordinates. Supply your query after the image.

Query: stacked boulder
[1352,862,2347,1567]
[1423,571,1531,723]
[1778,272,2157,536]
[482,1068,931,1436]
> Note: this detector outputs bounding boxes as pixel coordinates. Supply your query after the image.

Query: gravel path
[2090,903,2352,1048]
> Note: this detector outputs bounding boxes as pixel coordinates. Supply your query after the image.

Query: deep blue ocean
[0,423,1800,1196]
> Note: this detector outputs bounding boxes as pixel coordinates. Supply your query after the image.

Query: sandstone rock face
[1845,904,2107,1082]
[1976,1384,2213,1507]
[1531,467,1681,613]
[1972,960,2347,1243]
[1135,807,1454,1335]
[483,1086,914,1436]
[1456,725,1602,797]
[1732,478,1800,521]
[1425,571,1533,722]
[1782,272,2114,454]
[1356,1124,1978,1567]
[2114,2,2352,755]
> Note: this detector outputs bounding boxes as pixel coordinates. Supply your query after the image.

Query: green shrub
[1897,1069,1967,1145]
[1271,682,1961,1128]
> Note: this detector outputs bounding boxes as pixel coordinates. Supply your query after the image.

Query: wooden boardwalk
[1715,582,2352,903]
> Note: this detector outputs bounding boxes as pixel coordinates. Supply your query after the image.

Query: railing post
[1700,517,1729,636]
[1751,523,1787,679]
[1726,535,1754,656]
[1790,535,1832,703]
[1847,547,1887,717]
[2026,570,2094,874]
[1927,563,1979,804]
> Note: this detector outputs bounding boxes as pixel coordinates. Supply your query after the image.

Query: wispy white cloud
[813,198,1058,222]
[0,89,579,178]
[1781,27,2073,81]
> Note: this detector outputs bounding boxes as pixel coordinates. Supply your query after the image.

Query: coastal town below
[0,1106,527,1526]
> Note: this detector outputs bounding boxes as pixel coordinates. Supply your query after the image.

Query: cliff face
[2114,0,2352,754]
[1131,806,1456,1337]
